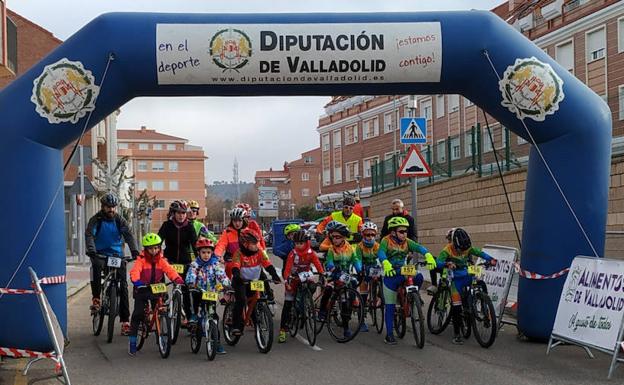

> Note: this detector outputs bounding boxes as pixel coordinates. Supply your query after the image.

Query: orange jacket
[130,251,182,285]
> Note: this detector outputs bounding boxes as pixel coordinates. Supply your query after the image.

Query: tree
[297,205,325,221]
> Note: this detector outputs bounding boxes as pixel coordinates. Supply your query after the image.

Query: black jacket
[157,220,197,264]
[380,211,416,241]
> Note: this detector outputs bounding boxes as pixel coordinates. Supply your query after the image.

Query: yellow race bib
[468,265,483,276]
[202,291,218,301]
[401,264,417,276]
[150,283,167,294]
[250,280,265,292]
[172,264,185,274]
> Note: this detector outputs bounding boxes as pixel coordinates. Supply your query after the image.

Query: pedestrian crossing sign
[400,117,427,144]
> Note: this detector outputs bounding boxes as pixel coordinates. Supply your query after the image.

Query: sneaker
[216,344,227,354]
[359,323,369,333]
[90,298,101,312]
[426,286,438,296]
[384,334,397,345]
[128,338,137,356]
[189,314,198,324]
[120,322,130,336]
[278,330,287,343]
[452,334,464,345]
[343,328,352,339]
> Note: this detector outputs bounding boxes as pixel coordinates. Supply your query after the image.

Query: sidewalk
[66,264,90,298]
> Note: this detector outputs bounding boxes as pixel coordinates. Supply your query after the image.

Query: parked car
[264,229,273,247]
[305,222,322,251]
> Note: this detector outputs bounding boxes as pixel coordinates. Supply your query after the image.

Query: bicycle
[427,268,453,335]
[362,265,384,334]
[222,279,274,353]
[314,271,364,343]
[91,254,132,343]
[394,259,426,348]
[461,262,497,348]
[168,263,186,345]
[188,287,222,361]
[135,282,173,358]
[286,271,318,346]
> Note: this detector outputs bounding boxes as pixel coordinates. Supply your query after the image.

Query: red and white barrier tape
[513,262,569,280]
[0,347,55,359]
[0,275,66,294]
[0,288,36,294]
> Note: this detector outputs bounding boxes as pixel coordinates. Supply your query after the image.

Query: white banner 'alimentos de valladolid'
[552,256,624,352]
[156,23,442,85]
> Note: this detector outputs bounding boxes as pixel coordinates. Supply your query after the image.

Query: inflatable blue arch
[0,11,611,350]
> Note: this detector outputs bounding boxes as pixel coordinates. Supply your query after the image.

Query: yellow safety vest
[330,211,362,242]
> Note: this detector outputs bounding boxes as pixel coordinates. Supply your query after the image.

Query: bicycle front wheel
[327,287,363,343]
[106,284,118,343]
[222,303,240,346]
[206,319,218,361]
[409,294,425,349]
[92,306,104,336]
[288,302,299,338]
[254,302,273,353]
[190,322,202,354]
[370,279,384,334]
[157,313,171,359]
[471,292,497,348]
[394,303,406,339]
[136,320,148,351]
[303,291,317,346]
[427,285,451,335]
[170,290,182,345]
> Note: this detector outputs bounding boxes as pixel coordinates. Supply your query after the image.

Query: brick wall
[369,155,624,260]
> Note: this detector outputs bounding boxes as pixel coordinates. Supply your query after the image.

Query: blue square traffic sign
[400,117,427,144]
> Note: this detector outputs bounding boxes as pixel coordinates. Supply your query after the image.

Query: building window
[384,112,394,133]
[118,143,128,150]
[333,130,342,148]
[363,118,379,140]
[323,168,331,186]
[167,144,176,151]
[555,40,574,73]
[619,85,624,120]
[586,27,606,62]
[451,137,460,160]
[436,140,446,163]
[345,124,358,145]
[152,161,164,171]
[483,129,493,152]
[518,135,528,145]
[301,172,310,181]
[384,151,400,174]
[155,199,165,208]
[304,156,313,164]
[363,156,380,178]
[152,181,164,191]
[464,132,473,157]
[139,143,149,150]
[420,99,432,120]
[334,166,342,183]
[301,188,310,197]
[464,97,473,107]
[619,18,624,53]
[436,95,445,118]
[322,134,330,151]
[168,161,178,172]
[137,161,148,171]
[169,181,178,191]
[153,143,162,150]
[345,161,359,182]
[448,95,459,113]
[137,180,148,190]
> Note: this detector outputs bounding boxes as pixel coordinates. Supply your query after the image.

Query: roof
[117,127,187,142]
[7,9,63,44]
[324,96,353,108]
[255,170,289,179]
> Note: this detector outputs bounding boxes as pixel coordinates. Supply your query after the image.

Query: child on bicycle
[278,230,324,343]
[436,228,497,345]
[186,238,231,354]
[128,233,184,356]
[230,228,282,336]
[355,221,381,333]
[318,221,362,339]
[378,217,436,345]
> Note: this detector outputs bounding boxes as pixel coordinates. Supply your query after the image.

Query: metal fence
[372,124,529,193]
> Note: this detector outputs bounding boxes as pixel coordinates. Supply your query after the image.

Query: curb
[67,281,90,299]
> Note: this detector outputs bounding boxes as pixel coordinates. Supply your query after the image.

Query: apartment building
[117,126,207,231]
[254,165,291,221]
[318,0,624,207]
[286,148,322,208]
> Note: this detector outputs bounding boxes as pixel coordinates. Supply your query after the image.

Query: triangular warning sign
[397,145,432,177]
[401,119,426,140]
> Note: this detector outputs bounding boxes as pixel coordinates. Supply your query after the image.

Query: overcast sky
[12,0,502,183]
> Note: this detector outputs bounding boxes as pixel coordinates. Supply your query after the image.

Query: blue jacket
[273,239,294,261]
[85,212,138,257]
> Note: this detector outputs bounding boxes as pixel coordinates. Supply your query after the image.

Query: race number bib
[468,265,483,276]
[250,280,265,292]
[172,264,185,274]
[150,283,167,294]
[107,256,122,268]
[401,264,417,276]
[202,291,218,301]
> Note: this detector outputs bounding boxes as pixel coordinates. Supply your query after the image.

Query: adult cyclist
[316,196,363,251]
[85,192,139,336]
[188,200,217,243]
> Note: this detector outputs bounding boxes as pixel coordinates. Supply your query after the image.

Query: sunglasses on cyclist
[396,229,408,234]
[343,205,353,209]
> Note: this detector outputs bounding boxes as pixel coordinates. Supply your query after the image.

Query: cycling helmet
[229,207,246,220]
[100,192,119,207]
[239,228,260,244]
[142,233,162,247]
[343,196,356,207]
[188,200,200,210]
[170,200,189,213]
[292,230,309,243]
[236,203,252,215]
[361,221,378,234]
[387,216,410,229]
[326,221,350,237]
[284,223,302,236]
[446,228,456,242]
[452,228,472,251]
[195,238,215,250]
